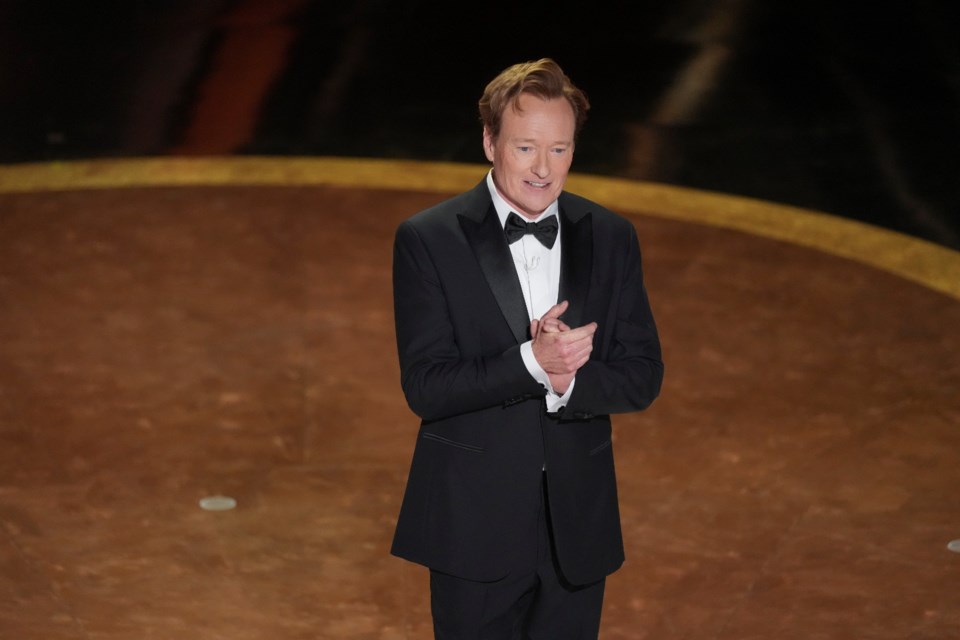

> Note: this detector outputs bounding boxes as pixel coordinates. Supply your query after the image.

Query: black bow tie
[504,212,559,249]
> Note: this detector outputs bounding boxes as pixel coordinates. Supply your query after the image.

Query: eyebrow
[512,137,572,146]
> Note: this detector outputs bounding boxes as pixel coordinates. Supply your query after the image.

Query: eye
[517,146,531,153]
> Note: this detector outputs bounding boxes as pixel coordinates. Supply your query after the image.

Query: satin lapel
[459,207,530,344]
[558,207,593,329]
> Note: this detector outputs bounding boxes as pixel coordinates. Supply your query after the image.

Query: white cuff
[520,341,575,413]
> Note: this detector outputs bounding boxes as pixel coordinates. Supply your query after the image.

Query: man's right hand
[530,301,596,393]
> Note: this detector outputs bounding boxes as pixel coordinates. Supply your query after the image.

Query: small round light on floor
[947,540,960,553]
[199,495,237,511]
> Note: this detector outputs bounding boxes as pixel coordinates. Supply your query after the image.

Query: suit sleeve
[560,224,664,420]
[393,220,545,422]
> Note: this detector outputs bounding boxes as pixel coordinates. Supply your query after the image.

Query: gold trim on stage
[2,156,958,300]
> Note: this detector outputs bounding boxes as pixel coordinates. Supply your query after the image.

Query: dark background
[2,0,958,250]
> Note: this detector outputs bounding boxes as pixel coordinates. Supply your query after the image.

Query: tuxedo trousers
[429,474,606,640]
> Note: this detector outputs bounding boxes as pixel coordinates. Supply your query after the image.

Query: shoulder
[396,182,493,253]
[401,180,490,229]
[402,191,468,232]
[559,191,635,235]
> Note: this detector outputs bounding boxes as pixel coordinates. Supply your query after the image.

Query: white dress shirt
[486,171,575,412]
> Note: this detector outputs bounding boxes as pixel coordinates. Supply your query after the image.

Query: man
[391,58,663,639]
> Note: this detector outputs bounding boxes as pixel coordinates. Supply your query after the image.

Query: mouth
[526,180,548,189]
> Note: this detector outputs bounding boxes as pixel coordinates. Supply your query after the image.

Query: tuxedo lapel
[459,204,530,344]
[558,206,593,330]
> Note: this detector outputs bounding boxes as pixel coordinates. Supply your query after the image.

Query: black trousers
[429,477,606,640]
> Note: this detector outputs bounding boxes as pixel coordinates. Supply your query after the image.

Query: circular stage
[1,159,958,639]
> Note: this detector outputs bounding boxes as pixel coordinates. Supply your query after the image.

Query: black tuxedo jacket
[390,178,663,585]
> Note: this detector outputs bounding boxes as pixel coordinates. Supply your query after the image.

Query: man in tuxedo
[391,58,663,639]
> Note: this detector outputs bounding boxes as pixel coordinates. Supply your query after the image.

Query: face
[483,93,575,219]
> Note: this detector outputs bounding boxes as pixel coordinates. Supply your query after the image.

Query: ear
[482,127,495,163]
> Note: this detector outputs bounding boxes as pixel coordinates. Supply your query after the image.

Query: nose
[532,150,549,179]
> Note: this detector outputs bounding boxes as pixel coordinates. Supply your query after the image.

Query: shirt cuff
[520,341,575,413]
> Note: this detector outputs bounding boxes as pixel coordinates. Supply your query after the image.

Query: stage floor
[1,159,959,639]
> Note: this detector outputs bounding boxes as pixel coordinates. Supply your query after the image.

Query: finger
[540,319,570,333]
[539,300,569,322]
[567,341,594,362]
[530,318,540,340]
[556,324,597,341]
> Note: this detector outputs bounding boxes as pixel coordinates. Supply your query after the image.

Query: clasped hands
[530,300,596,395]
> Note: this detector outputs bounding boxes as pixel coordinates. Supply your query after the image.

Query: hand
[530,300,571,340]
[548,371,576,396]
[531,301,597,381]
[529,301,580,394]
[535,307,579,392]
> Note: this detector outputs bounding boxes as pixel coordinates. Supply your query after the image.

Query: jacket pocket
[588,439,612,456]
[422,432,485,453]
